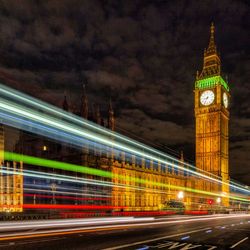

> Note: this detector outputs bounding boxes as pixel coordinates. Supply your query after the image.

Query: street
[0,214,249,249]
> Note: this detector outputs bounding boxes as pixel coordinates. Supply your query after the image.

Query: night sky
[0,1,249,185]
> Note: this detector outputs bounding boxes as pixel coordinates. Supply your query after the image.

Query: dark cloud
[0,0,249,184]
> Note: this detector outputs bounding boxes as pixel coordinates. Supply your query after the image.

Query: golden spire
[197,22,221,79]
[180,151,184,162]
[62,94,69,111]
[206,22,217,56]
[108,98,115,131]
[81,84,88,119]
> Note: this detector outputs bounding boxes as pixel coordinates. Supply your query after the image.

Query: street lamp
[177,191,184,200]
[216,197,221,204]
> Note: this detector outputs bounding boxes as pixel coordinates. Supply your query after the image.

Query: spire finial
[196,23,221,80]
[206,22,216,55]
[108,98,115,131]
[96,105,101,125]
[210,22,215,34]
[196,70,199,80]
[63,94,69,111]
[109,97,113,112]
[180,151,184,160]
[81,83,88,119]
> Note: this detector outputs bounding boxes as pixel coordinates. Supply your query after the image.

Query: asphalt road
[0,214,249,250]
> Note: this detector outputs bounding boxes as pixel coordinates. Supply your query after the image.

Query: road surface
[0,214,249,249]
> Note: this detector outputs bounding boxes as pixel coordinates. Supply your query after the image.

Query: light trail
[0,100,222,183]
[0,167,177,196]
[1,102,249,197]
[0,217,154,232]
[23,204,124,210]
[23,194,111,201]
[3,167,229,207]
[3,83,245,189]
[2,152,250,203]
[0,214,249,241]
[0,214,242,232]
[1,84,199,171]
[24,188,111,198]
[2,83,249,193]
[0,83,249,199]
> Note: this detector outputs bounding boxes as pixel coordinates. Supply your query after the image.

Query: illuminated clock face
[223,92,228,108]
[200,90,215,106]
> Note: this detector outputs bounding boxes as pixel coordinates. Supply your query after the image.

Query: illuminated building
[75,88,194,211]
[11,86,114,212]
[0,125,23,212]
[194,23,230,206]
[111,153,194,211]
[0,24,233,215]
[0,125,3,165]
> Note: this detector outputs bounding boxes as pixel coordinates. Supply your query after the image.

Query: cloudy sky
[0,0,249,184]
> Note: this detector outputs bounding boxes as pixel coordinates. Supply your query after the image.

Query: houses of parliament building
[0,23,230,214]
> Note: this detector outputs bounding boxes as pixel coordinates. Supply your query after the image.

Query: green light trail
[0,100,233,190]
[0,167,177,196]
[3,151,249,203]
[1,83,249,197]
[0,83,227,184]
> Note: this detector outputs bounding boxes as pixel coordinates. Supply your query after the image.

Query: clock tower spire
[194,23,230,206]
[197,23,221,80]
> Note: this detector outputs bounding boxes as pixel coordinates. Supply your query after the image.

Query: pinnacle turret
[80,84,88,119]
[197,23,221,80]
[108,98,115,131]
[206,22,217,56]
[62,95,69,111]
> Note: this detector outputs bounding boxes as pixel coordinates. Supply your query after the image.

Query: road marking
[230,237,248,248]
[103,227,211,250]
[180,236,190,240]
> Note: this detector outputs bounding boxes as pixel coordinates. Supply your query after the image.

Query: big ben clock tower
[194,23,230,205]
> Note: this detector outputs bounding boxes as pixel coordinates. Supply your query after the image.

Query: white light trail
[0,83,250,195]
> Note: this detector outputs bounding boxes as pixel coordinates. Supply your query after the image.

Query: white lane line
[102,227,211,250]
[230,237,248,248]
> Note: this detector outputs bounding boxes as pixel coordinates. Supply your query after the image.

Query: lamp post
[216,197,221,204]
[216,197,221,213]
[177,191,184,200]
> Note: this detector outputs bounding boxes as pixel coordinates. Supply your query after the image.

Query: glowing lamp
[177,191,184,199]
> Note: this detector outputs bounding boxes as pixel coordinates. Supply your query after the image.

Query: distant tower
[108,99,115,131]
[180,151,184,161]
[96,105,101,125]
[0,125,3,164]
[0,125,23,212]
[194,23,230,205]
[62,95,69,111]
[80,84,88,119]
[0,125,4,209]
[179,151,184,175]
